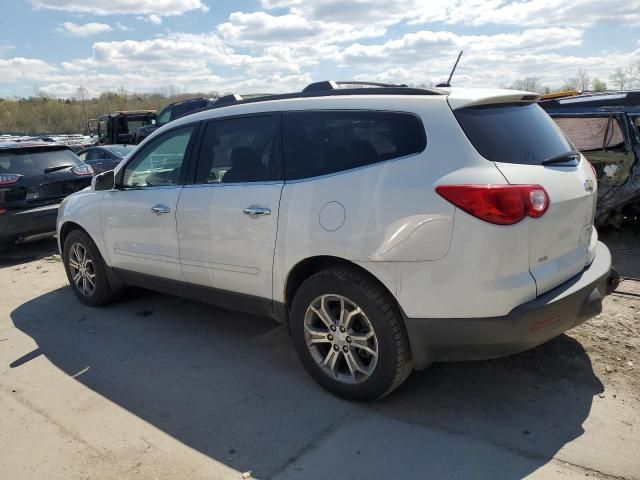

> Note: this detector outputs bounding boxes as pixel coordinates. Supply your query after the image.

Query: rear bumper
[405,241,613,369]
[0,203,60,243]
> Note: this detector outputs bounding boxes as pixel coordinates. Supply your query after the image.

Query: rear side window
[195,115,278,184]
[454,103,573,165]
[0,148,81,175]
[283,111,426,180]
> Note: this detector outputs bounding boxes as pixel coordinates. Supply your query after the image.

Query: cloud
[57,22,113,36]
[3,1,639,98]
[28,0,208,18]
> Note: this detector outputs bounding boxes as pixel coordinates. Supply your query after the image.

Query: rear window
[283,110,426,180]
[0,148,82,175]
[454,103,573,165]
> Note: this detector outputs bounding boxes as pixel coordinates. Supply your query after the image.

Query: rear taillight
[72,164,94,176]
[436,184,549,225]
[0,174,21,185]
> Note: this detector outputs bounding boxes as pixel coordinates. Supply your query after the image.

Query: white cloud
[3,1,640,97]
[28,0,208,18]
[57,22,113,36]
[115,22,132,32]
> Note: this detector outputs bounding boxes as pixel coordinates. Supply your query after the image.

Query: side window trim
[116,121,201,190]
[189,112,283,186]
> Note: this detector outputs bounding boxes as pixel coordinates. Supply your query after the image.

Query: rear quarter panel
[273,96,466,304]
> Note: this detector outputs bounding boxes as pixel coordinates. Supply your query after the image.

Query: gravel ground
[0,231,638,479]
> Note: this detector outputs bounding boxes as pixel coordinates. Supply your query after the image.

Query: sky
[0,0,639,98]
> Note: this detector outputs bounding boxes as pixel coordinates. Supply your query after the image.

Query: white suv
[57,81,614,401]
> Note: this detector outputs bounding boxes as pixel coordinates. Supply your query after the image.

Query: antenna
[436,50,463,88]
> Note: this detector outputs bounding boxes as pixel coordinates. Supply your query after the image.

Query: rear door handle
[151,204,171,215]
[243,206,271,216]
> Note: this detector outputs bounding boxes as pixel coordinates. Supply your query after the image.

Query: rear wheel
[63,229,121,306]
[290,267,413,401]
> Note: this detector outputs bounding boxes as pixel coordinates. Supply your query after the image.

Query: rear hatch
[452,100,597,295]
[0,146,93,209]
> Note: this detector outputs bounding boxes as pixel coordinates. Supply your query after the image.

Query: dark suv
[134,97,215,144]
[0,143,93,246]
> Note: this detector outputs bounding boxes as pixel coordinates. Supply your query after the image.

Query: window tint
[454,103,573,165]
[122,126,194,188]
[282,111,426,180]
[195,115,278,184]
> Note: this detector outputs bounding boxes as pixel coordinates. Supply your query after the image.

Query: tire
[62,229,121,307]
[290,267,413,401]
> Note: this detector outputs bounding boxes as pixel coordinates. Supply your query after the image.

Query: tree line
[0,87,219,135]
[507,62,640,94]
[2,62,639,135]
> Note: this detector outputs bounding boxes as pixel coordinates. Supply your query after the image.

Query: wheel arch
[284,255,400,315]
[59,221,90,249]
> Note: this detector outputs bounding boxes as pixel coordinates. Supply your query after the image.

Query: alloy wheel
[304,294,378,384]
[68,242,96,297]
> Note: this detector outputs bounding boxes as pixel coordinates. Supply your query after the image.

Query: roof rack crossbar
[303,80,409,92]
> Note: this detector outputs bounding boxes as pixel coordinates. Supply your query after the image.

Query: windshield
[454,103,573,165]
[106,145,134,157]
[0,148,82,175]
[156,108,171,126]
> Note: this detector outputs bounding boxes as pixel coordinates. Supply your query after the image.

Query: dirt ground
[0,231,639,479]
[570,231,640,400]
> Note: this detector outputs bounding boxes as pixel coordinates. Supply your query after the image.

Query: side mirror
[94,170,115,191]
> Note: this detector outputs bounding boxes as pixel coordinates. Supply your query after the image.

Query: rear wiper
[44,164,75,173]
[541,150,580,166]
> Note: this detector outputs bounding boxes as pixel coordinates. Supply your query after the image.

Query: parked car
[134,97,216,144]
[57,81,615,400]
[1,143,93,247]
[88,111,157,146]
[77,145,134,174]
[539,90,640,226]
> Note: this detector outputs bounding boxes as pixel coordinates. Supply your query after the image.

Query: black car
[77,145,134,174]
[0,143,93,246]
[134,97,215,143]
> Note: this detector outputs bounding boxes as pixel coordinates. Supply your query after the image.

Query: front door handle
[243,206,271,216]
[151,204,171,215]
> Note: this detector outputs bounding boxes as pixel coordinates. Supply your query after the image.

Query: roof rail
[302,80,409,92]
[184,83,443,117]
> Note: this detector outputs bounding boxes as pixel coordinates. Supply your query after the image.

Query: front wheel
[63,229,121,306]
[290,267,413,401]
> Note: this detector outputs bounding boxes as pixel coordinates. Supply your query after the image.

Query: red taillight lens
[0,173,22,185]
[436,184,549,225]
[72,164,94,176]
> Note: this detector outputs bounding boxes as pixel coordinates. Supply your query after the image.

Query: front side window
[282,110,426,180]
[122,126,194,188]
[195,115,278,184]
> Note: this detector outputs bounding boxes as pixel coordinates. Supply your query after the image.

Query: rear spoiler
[447,89,541,110]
